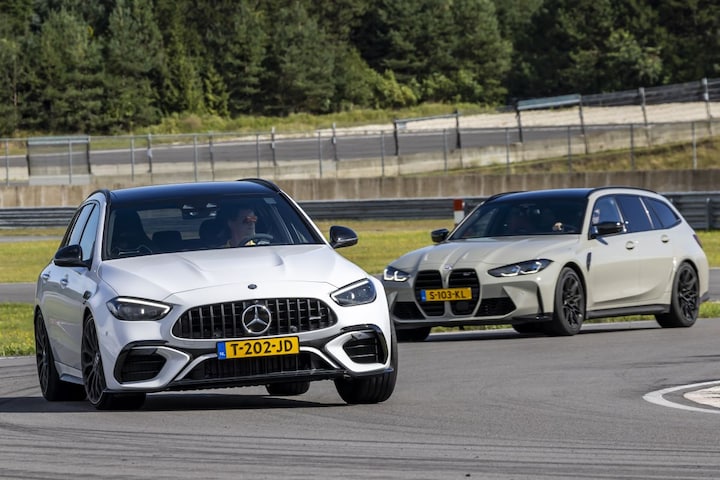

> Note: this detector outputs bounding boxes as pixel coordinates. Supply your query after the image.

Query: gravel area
[333,102,720,133]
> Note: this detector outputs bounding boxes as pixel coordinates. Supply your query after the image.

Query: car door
[41,202,101,368]
[625,195,677,302]
[584,195,643,309]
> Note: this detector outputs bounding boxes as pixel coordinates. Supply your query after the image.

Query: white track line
[643,380,720,414]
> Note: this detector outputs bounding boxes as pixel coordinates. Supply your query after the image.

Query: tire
[396,326,431,342]
[81,315,145,410]
[335,325,398,404]
[34,310,86,401]
[655,263,699,328]
[266,381,310,396]
[546,267,585,336]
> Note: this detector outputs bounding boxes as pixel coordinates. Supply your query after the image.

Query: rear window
[644,197,681,229]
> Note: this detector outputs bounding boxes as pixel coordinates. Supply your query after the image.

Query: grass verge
[1,222,718,357]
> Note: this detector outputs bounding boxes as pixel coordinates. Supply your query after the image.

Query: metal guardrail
[1,192,718,230]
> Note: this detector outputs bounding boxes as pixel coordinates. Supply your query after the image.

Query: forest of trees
[1,0,720,136]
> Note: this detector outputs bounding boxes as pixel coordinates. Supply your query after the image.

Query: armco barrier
[1,192,718,230]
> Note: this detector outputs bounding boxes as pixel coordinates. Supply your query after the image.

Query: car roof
[94,179,282,207]
[488,186,658,203]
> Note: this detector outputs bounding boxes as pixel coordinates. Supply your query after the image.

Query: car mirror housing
[431,228,449,243]
[329,225,358,249]
[590,221,625,239]
[53,244,87,268]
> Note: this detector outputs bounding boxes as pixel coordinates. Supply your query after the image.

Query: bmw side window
[616,195,652,233]
[644,197,680,229]
[590,197,622,226]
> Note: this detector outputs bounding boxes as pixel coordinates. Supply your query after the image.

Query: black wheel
[34,310,86,401]
[81,315,145,410]
[546,267,585,336]
[335,325,398,404]
[266,381,310,396]
[396,326,431,342]
[655,263,699,328]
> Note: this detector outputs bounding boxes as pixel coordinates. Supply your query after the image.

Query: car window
[105,193,323,259]
[79,204,100,262]
[452,197,586,238]
[616,195,653,233]
[64,203,95,247]
[590,196,622,226]
[644,196,681,229]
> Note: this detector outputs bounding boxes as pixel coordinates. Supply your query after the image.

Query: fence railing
[2,192,718,231]
[2,77,720,186]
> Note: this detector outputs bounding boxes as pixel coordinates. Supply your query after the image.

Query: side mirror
[53,244,88,268]
[590,221,625,239]
[431,228,450,243]
[329,225,358,249]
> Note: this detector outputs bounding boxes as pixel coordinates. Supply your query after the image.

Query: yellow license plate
[420,287,473,302]
[217,336,299,360]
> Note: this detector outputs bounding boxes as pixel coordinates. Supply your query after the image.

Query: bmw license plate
[217,336,300,360]
[421,287,473,302]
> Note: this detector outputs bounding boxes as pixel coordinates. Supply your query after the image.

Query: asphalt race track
[1,320,720,479]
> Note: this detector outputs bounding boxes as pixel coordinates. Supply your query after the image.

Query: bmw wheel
[35,310,86,401]
[655,263,699,328]
[335,325,398,404]
[81,315,145,410]
[547,267,585,336]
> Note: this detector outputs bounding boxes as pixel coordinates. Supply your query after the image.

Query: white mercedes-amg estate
[35,179,396,409]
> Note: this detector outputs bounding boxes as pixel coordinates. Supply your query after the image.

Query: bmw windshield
[451,197,588,239]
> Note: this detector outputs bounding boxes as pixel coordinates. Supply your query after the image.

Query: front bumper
[383,267,558,329]
[107,325,391,393]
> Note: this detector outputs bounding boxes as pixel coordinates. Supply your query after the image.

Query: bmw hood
[390,236,578,271]
[99,245,366,301]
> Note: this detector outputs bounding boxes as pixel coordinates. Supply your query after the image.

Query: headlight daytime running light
[106,297,172,321]
[383,265,410,282]
[488,259,553,277]
[331,278,377,306]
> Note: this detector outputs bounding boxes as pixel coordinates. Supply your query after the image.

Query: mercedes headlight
[106,297,172,321]
[331,279,377,306]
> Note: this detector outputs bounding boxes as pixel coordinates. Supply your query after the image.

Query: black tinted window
[65,204,94,247]
[644,197,680,229]
[452,197,586,238]
[616,195,652,233]
[79,204,100,262]
[105,193,322,259]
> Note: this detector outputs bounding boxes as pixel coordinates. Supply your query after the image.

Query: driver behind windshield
[225,205,258,247]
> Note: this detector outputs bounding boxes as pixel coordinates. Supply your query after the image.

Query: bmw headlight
[331,279,377,306]
[488,259,553,277]
[106,297,172,321]
[383,265,410,282]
